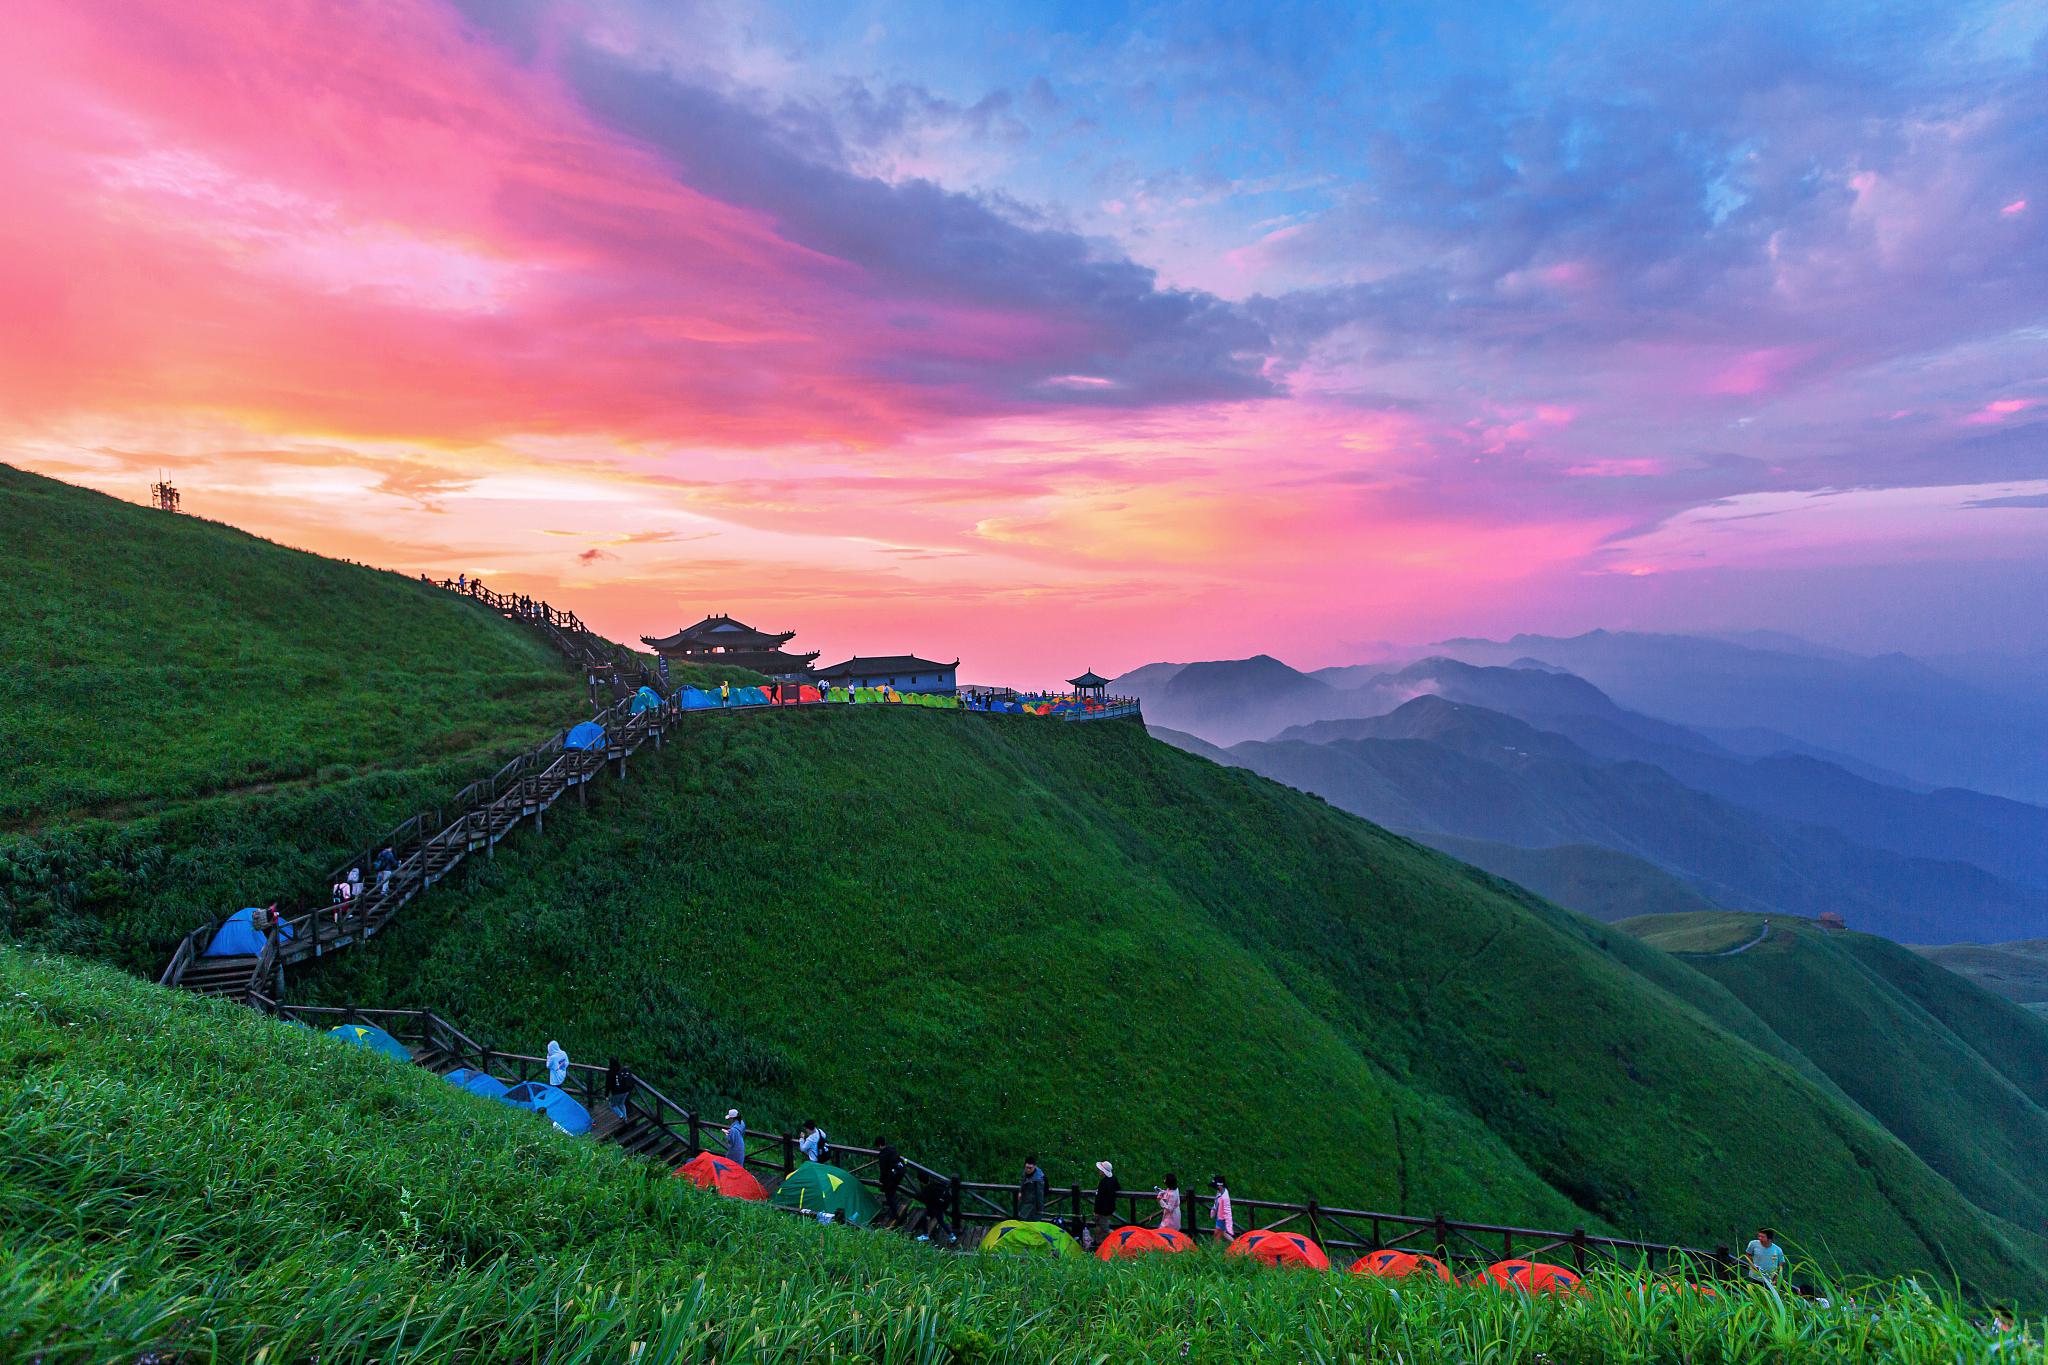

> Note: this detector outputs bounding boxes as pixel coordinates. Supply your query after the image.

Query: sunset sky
[6,0,2045,680]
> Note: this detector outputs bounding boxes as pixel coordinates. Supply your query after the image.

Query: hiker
[373,846,397,896]
[545,1040,569,1087]
[724,1109,747,1163]
[605,1058,634,1119]
[911,1171,954,1244]
[1745,1227,1785,1287]
[1156,1173,1182,1231]
[720,680,731,708]
[798,1120,824,1164]
[346,866,364,901]
[330,879,350,925]
[1018,1155,1048,1222]
[264,902,281,935]
[457,573,466,592]
[876,1136,906,1226]
[1091,1160,1121,1248]
[1209,1176,1234,1243]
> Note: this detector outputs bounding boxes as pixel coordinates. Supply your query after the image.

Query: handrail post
[783,1131,797,1177]
[688,1112,702,1155]
[950,1174,964,1239]
[1571,1227,1588,1275]
[1434,1213,1451,1265]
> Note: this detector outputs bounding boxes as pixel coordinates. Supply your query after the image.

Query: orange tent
[1227,1229,1330,1270]
[1471,1260,1584,1296]
[674,1151,768,1201]
[1096,1225,1197,1260]
[1349,1250,1454,1281]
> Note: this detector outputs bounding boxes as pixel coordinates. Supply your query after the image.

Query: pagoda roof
[1067,669,1111,688]
[812,654,959,680]
[642,614,796,652]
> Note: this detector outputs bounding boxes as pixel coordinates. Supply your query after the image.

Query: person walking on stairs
[1155,1173,1182,1231]
[1746,1227,1786,1289]
[1209,1176,1234,1243]
[724,1109,747,1164]
[1018,1156,1048,1222]
[373,846,397,897]
[876,1136,906,1226]
[1091,1160,1121,1248]
[604,1058,635,1119]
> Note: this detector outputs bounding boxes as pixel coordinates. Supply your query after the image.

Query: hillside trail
[1686,925,1772,958]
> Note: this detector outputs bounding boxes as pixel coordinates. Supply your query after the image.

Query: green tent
[979,1220,1086,1258]
[770,1162,880,1225]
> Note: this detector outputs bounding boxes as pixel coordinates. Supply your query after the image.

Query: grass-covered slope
[0,464,582,969]
[6,950,2022,1364]
[1915,940,2048,1015]
[304,707,2048,1297]
[1422,834,1723,923]
[1622,913,2048,1238]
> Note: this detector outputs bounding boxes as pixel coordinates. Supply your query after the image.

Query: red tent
[1226,1228,1330,1270]
[1096,1225,1197,1260]
[1470,1260,1584,1296]
[674,1151,768,1201]
[1349,1250,1454,1282]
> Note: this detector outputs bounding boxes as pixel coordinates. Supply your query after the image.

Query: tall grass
[1,952,2038,1363]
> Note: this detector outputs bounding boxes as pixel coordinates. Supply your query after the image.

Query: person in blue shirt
[1745,1227,1786,1286]
[724,1108,746,1163]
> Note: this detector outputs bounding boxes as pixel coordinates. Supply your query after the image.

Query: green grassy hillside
[1423,835,1723,922]
[0,464,582,969]
[7,950,2018,1364]
[1622,913,2048,1239]
[1915,940,2048,1015]
[302,706,2048,1297]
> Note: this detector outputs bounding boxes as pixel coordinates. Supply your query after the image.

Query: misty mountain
[1229,696,2048,942]
[1431,630,2048,803]
[1115,654,1348,745]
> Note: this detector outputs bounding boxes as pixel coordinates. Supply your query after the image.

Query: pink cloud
[2002,199,2028,217]
[1961,398,2034,425]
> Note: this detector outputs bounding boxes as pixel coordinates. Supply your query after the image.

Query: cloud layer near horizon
[4,0,2045,674]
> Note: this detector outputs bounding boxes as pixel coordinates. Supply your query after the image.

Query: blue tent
[328,1024,412,1063]
[565,721,606,751]
[734,686,769,706]
[677,687,719,710]
[499,1081,592,1135]
[444,1067,511,1101]
[203,907,293,957]
[630,686,663,715]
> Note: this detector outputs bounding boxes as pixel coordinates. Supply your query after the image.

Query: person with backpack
[798,1120,825,1164]
[373,846,397,897]
[1018,1155,1048,1222]
[876,1136,906,1226]
[911,1171,954,1245]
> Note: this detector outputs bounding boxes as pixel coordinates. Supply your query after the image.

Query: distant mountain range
[1124,638,2048,944]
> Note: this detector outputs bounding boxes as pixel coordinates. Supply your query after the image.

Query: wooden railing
[247,993,1733,1277]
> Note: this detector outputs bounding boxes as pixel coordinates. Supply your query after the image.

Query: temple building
[640,614,820,678]
[812,654,959,695]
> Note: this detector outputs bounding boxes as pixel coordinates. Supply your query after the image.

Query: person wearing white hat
[723,1109,746,1164]
[1090,1160,1121,1249]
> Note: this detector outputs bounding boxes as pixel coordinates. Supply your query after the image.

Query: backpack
[814,1129,829,1162]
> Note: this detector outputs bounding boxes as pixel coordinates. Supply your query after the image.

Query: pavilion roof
[812,654,958,680]
[642,614,796,651]
[1067,670,1111,688]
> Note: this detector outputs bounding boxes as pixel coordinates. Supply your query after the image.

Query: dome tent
[1095,1225,1192,1259]
[674,1151,769,1201]
[980,1220,1086,1258]
[443,1067,510,1101]
[203,907,292,957]
[1471,1260,1584,1296]
[629,686,663,715]
[770,1162,880,1225]
[327,1024,411,1063]
[564,721,606,751]
[499,1081,591,1136]
[1227,1228,1330,1270]
[1350,1250,1454,1281]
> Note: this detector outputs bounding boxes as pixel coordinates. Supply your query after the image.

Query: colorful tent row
[441,1065,593,1135]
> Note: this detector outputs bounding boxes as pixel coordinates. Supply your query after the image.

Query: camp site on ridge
[4,465,2048,1361]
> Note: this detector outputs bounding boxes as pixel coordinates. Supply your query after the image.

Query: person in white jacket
[798,1120,825,1164]
[545,1040,569,1087]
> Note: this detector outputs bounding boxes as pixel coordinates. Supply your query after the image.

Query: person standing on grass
[724,1109,747,1163]
[545,1040,569,1088]
[604,1058,634,1119]
[1018,1156,1048,1222]
[1745,1227,1786,1288]
[1156,1173,1182,1231]
[876,1137,906,1226]
[1091,1160,1121,1248]
[1209,1176,1234,1243]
